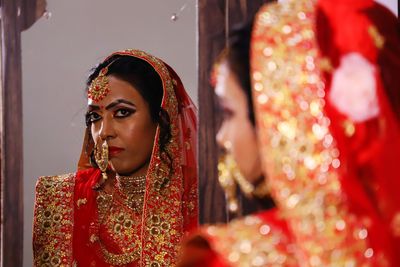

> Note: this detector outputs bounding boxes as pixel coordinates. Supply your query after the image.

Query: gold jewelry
[99,241,141,265]
[368,25,385,49]
[223,141,232,151]
[218,153,240,213]
[218,153,269,214]
[115,174,146,213]
[94,140,109,181]
[88,66,110,102]
[252,178,270,199]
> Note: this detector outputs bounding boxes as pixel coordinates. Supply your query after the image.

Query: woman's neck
[116,173,146,193]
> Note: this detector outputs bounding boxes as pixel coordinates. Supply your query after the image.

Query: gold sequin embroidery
[33,173,75,266]
[252,1,374,265]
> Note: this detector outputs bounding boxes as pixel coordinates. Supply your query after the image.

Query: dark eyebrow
[87,99,136,112]
[87,105,100,111]
[105,99,136,110]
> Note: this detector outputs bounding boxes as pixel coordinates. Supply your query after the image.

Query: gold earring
[94,139,109,181]
[218,152,270,215]
[218,152,246,214]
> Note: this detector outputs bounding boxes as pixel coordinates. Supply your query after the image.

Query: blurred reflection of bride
[180,0,400,266]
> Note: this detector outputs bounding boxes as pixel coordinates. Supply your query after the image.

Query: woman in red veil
[33,49,198,267]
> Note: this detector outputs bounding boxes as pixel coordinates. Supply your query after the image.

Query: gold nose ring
[223,141,232,151]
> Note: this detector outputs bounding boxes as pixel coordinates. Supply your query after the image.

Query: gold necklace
[115,174,146,213]
[99,239,141,265]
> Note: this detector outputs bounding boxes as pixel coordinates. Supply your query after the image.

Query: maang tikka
[94,139,109,181]
[88,66,111,102]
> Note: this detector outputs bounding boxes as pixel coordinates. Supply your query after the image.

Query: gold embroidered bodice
[98,192,142,252]
[95,175,145,265]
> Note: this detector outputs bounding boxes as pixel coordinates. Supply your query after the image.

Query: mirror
[5,0,396,265]
[21,0,196,265]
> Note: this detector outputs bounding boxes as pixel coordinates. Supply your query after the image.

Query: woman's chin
[108,158,150,176]
[238,167,252,182]
[241,168,263,183]
[108,161,125,174]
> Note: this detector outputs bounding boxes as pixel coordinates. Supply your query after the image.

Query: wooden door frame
[0,0,45,265]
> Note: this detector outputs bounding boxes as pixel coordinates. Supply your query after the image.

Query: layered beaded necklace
[115,174,146,213]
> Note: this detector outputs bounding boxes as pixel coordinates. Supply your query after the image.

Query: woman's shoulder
[203,209,287,239]
[33,173,76,266]
[36,168,100,191]
[185,209,297,266]
[35,172,76,194]
[36,172,75,185]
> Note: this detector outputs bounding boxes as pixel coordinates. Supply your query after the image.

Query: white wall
[21,0,197,265]
[376,0,398,16]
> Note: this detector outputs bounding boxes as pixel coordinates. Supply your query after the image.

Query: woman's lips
[108,146,124,156]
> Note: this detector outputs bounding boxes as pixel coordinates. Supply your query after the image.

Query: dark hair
[217,22,276,212]
[220,22,255,125]
[85,55,172,175]
[369,4,400,122]
[87,55,164,122]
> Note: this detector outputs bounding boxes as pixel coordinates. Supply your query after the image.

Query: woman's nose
[99,117,116,140]
[216,122,231,151]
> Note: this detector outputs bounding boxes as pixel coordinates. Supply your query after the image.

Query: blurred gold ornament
[94,140,109,181]
[88,67,110,102]
[218,153,269,214]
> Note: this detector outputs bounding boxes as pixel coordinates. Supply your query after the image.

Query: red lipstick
[108,146,124,156]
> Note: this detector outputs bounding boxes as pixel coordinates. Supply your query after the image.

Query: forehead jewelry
[88,66,110,102]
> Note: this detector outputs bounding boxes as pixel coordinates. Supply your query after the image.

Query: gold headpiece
[88,67,110,102]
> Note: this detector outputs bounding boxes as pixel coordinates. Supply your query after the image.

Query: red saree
[33,49,198,266]
[179,209,297,267]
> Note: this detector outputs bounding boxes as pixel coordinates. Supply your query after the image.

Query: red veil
[33,49,198,266]
[252,0,400,265]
